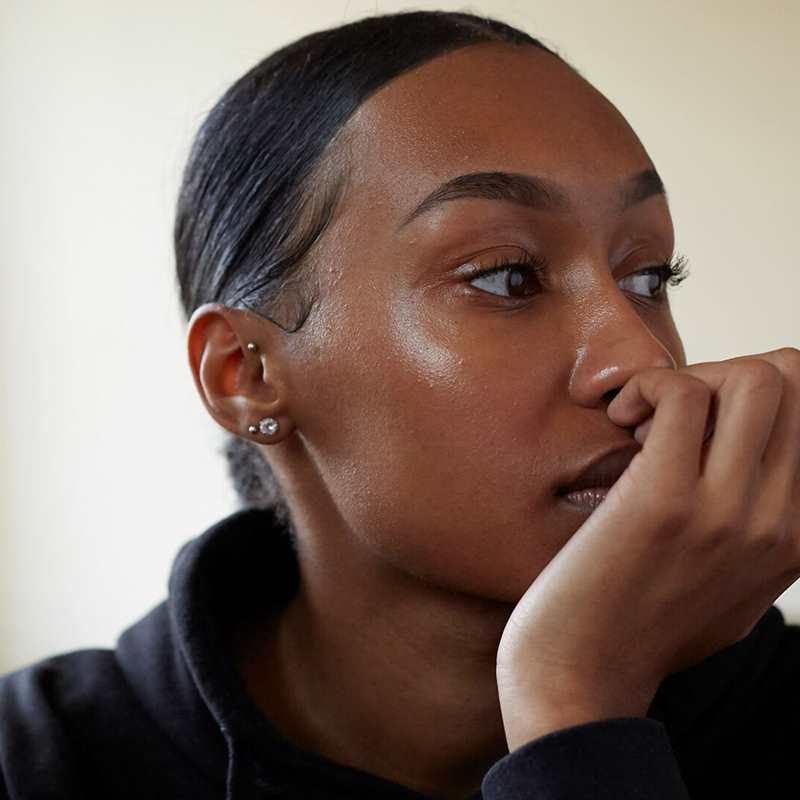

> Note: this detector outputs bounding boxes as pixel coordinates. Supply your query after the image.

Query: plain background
[1,0,798,674]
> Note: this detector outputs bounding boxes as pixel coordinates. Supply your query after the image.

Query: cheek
[305,296,563,598]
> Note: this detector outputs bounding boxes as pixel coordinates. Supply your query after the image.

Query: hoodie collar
[115,507,449,799]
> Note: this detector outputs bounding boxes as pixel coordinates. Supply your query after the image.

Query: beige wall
[1,0,797,673]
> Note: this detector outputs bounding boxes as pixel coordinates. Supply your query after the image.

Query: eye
[619,254,691,301]
[620,267,671,300]
[466,252,691,302]
[465,251,547,299]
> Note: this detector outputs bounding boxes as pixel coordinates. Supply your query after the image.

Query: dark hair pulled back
[174,9,561,529]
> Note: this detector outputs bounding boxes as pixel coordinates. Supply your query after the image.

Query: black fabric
[0,506,797,798]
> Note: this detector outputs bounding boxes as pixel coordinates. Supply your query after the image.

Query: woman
[1,9,798,799]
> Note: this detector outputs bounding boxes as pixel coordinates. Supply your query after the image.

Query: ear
[186,303,294,443]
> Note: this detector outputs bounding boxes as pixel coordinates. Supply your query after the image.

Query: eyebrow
[396,167,666,231]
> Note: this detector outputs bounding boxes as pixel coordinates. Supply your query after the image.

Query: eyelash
[466,251,691,301]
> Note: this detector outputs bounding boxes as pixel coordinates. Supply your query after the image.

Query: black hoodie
[1,506,797,799]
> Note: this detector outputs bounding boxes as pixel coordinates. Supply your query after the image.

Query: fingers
[610,348,799,558]
[685,349,799,483]
[607,367,711,501]
[633,413,714,447]
[679,358,783,511]
[745,348,800,562]
[758,349,800,509]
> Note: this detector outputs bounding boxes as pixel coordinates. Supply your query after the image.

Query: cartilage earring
[248,417,279,437]
[246,342,259,352]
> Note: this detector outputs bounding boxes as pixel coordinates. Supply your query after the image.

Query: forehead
[337,42,652,223]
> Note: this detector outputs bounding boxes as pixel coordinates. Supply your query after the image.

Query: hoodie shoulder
[0,646,219,799]
[0,648,125,797]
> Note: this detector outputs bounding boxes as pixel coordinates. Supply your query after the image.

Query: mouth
[555,444,640,511]
[557,486,612,512]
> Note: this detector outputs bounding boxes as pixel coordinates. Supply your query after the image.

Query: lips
[556,444,640,495]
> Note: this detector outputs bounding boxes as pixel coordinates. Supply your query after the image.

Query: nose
[567,278,678,409]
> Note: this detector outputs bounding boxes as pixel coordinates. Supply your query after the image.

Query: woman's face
[282,42,685,603]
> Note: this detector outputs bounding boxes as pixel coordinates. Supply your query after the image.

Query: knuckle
[772,347,800,377]
[671,374,712,403]
[646,492,694,533]
[785,510,800,554]
[752,515,788,549]
[710,515,741,540]
[668,487,697,519]
[733,360,783,393]
[703,502,746,540]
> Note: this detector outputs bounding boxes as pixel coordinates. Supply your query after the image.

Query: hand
[496,347,800,751]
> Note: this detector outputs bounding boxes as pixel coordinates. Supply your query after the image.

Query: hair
[173,9,565,533]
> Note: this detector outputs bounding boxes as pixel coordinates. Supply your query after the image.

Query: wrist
[502,701,644,752]
[498,670,659,752]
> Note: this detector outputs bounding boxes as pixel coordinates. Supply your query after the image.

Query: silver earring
[246,342,259,352]
[248,417,279,437]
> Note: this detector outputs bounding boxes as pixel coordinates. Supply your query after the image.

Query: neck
[235,522,515,799]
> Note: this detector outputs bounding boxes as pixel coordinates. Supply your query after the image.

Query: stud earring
[248,417,279,437]
[246,342,259,352]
